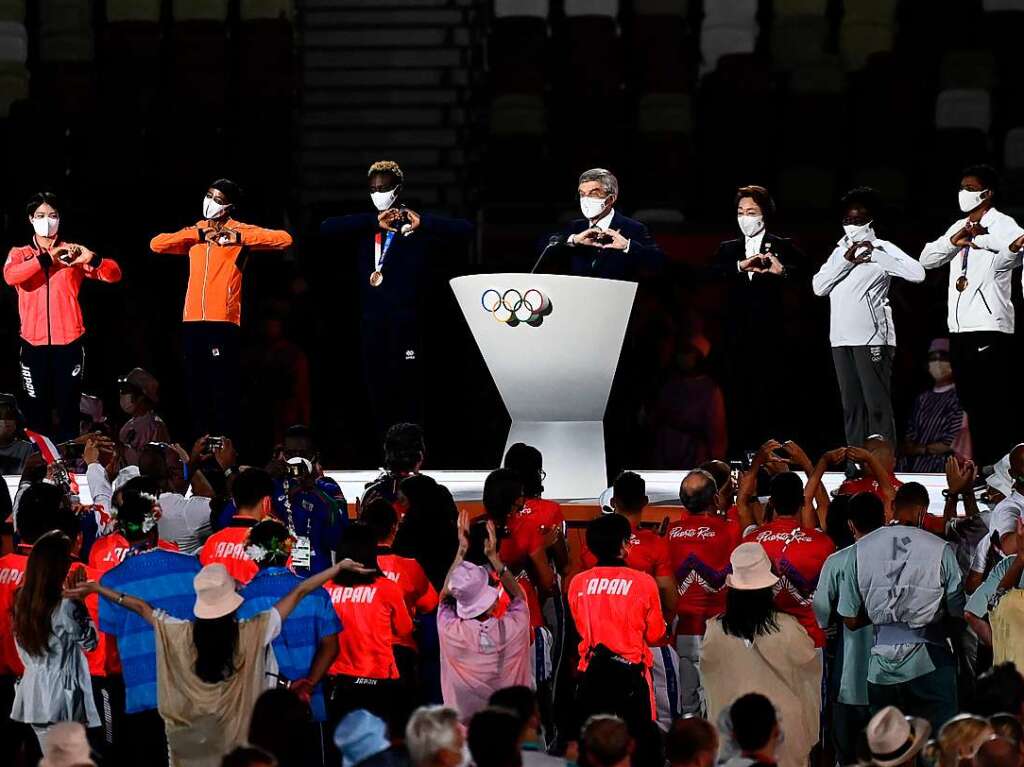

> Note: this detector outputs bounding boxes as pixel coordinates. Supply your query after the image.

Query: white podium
[450,274,637,499]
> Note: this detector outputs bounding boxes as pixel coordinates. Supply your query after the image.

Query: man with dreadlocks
[239,519,341,767]
[320,161,473,437]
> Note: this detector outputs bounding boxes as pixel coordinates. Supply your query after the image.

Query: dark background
[0,0,1020,473]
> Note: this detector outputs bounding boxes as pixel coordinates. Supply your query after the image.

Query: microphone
[531,234,565,274]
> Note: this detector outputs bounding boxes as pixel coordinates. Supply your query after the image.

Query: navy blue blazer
[543,211,665,281]
[320,211,473,323]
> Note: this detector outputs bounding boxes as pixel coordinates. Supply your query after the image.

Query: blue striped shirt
[238,567,341,721]
[99,549,201,713]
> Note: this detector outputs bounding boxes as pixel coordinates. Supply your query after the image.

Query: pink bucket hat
[449,562,500,619]
[193,563,244,619]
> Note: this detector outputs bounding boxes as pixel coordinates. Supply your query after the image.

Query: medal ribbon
[374,231,395,272]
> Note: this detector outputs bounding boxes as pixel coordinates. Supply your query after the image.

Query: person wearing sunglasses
[921,164,1024,466]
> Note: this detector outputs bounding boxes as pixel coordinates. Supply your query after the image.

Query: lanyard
[374,231,395,271]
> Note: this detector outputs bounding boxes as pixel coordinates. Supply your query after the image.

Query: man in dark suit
[320,160,472,439]
[711,185,806,453]
[542,168,665,280]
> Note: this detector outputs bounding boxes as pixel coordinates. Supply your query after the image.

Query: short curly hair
[368,160,403,182]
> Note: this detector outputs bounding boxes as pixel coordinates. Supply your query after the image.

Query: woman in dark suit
[712,185,805,454]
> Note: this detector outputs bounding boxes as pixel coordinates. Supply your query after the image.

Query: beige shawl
[990,589,1024,670]
[153,613,270,767]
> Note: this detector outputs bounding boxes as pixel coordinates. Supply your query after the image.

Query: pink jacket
[4,241,121,346]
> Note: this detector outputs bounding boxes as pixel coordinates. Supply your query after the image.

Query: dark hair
[283,424,312,443]
[824,494,854,549]
[138,443,169,481]
[25,191,59,218]
[221,746,277,767]
[194,613,239,684]
[232,468,275,511]
[721,587,779,642]
[384,423,425,473]
[973,663,1024,717]
[730,693,776,752]
[585,513,631,563]
[613,471,646,513]
[248,688,312,767]
[483,469,523,525]
[209,178,242,205]
[16,482,74,544]
[488,685,537,728]
[666,717,718,766]
[392,474,459,591]
[679,470,717,514]
[360,497,398,543]
[848,492,885,535]
[248,519,291,567]
[468,708,523,767]
[840,186,881,219]
[735,185,776,219]
[116,478,161,543]
[503,443,544,497]
[334,522,382,586]
[13,530,73,657]
[581,715,631,767]
[989,714,1024,747]
[962,163,1000,199]
[768,472,804,517]
[894,481,930,513]
[699,461,730,494]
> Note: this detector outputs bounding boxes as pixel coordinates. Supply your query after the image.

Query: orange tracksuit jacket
[149,218,292,325]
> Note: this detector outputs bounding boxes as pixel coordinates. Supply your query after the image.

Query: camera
[206,436,225,451]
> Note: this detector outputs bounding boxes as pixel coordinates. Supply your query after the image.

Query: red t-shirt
[836,473,902,500]
[88,534,179,572]
[568,565,665,671]
[667,513,741,637]
[378,551,438,649]
[743,517,835,647]
[580,527,673,578]
[326,575,413,679]
[920,514,946,536]
[0,550,28,675]
[199,520,259,585]
[68,562,119,677]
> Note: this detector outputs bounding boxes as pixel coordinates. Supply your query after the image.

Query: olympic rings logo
[480,288,553,327]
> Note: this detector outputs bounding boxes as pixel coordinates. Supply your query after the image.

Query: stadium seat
[851,166,910,208]
[0,1,23,21]
[700,25,757,74]
[39,0,94,62]
[0,61,27,116]
[839,21,894,71]
[106,0,161,22]
[495,0,547,16]
[935,88,991,132]
[559,13,621,98]
[0,21,26,63]
[637,92,693,134]
[940,49,996,90]
[629,12,694,93]
[491,93,546,136]
[984,0,1024,9]
[240,0,293,20]
[703,0,756,26]
[770,16,829,71]
[1003,127,1024,168]
[778,165,837,214]
[173,1,230,21]
[634,0,687,13]
[774,0,827,16]
[790,60,844,94]
[564,0,618,17]
[843,0,898,24]
[490,14,548,93]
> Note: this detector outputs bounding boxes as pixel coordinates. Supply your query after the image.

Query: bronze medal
[955,274,968,293]
[370,270,384,287]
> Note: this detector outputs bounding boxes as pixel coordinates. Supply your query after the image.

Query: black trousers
[0,674,39,767]
[18,338,84,443]
[360,316,423,440]
[89,674,125,763]
[182,321,240,443]
[950,331,1015,465]
[120,708,169,767]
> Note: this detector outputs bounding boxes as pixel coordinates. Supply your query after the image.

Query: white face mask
[843,221,873,241]
[959,189,988,213]
[928,360,952,381]
[371,189,398,211]
[737,214,764,238]
[580,196,608,220]
[31,215,59,238]
[203,197,230,220]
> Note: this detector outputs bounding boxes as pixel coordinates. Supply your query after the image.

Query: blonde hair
[938,715,995,767]
[368,160,403,181]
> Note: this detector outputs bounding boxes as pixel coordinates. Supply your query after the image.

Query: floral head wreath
[245,532,296,564]
[112,492,161,536]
